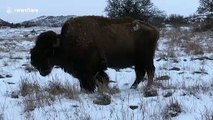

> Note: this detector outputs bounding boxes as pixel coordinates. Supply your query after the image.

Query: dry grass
[93,93,111,105]
[160,78,212,95]
[0,40,17,52]
[19,78,41,97]
[96,76,120,95]
[184,83,211,95]
[19,77,80,112]
[206,43,213,53]
[19,78,55,112]
[0,100,7,120]
[22,92,55,112]
[97,83,120,95]
[184,42,204,55]
[2,60,8,66]
[160,27,212,56]
[201,107,213,120]
[24,65,37,73]
[96,81,110,94]
[46,80,79,100]
[163,98,182,119]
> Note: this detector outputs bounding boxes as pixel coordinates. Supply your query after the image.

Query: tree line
[105,0,213,30]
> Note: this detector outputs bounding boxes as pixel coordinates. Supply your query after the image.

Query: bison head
[30,31,60,76]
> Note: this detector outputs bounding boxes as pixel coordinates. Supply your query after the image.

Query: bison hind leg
[130,66,146,89]
[144,64,158,97]
[146,63,155,87]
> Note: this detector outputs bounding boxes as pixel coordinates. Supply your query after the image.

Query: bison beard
[30,16,159,92]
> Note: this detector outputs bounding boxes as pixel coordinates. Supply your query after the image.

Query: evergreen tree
[165,14,188,26]
[197,0,213,15]
[105,0,161,22]
[197,0,213,30]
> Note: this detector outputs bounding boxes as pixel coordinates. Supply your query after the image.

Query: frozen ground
[0,27,212,120]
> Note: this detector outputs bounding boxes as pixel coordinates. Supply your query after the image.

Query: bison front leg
[79,73,96,93]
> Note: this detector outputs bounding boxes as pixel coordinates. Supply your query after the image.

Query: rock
[0,75,4,78]
[72,105,79,108]
[169,67,181,71]
[156,75,170,81]
[172,59,179,63]
[0,74,12,79]
[22,64,28,66]
[11,91,19,98]
[163,91,173,97]
[191,56,213,61]
[178,72,184,74]
[10,56,23,60]
[193,71,208,75]
[6,75,12,78]
[7,82,15,84]
[156,57,168,62]
[129,105,138,110]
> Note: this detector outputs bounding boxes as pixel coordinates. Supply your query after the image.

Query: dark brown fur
[30,16,159,92]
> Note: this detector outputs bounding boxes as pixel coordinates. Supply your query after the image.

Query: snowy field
[0,27,212,120]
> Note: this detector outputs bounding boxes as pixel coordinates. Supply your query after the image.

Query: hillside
[0,18,11,27]
[0,15,75,28]
[20,15,75,27]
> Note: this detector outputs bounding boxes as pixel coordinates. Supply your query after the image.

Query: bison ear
[53,36,60,48]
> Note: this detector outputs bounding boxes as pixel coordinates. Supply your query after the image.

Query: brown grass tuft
[93,94,111,105]
[163,99,182,119]
[46,80,79,100]
[201,107,213,120]
[184,42,204,55]
[161,27,211,56]
[19,77,80,112]
[19,78,40,97]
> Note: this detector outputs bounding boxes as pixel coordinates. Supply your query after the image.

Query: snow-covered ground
[0,27,212,120]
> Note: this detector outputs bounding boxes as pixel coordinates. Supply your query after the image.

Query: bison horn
[53,38,60,47]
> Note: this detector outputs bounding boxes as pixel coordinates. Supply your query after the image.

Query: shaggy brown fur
[30,16,159,92]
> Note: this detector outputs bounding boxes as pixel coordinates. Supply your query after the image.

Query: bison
[30,16,159,92]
